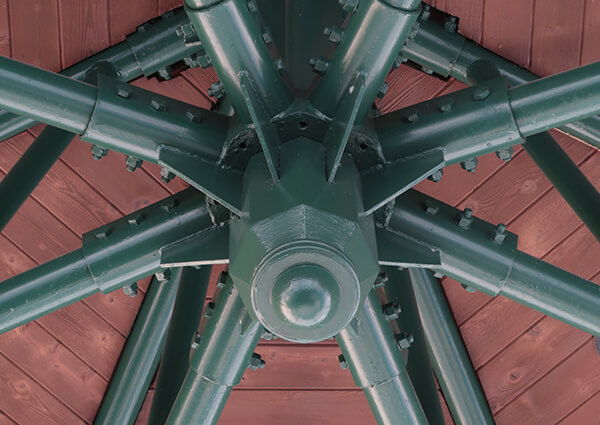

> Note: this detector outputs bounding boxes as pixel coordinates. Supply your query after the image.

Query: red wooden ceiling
[0,1,599,424]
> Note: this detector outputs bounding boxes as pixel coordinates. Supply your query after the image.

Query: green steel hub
[229,138,379,343]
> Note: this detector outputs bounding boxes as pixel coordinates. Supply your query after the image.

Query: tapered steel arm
[376,190,600,337]
[94,269,183,425]
[401,5,600,150]
[165,274,263,425]
[337,289,429,425]
[310,0,422,122]
[0,189,229,334]
[409,268,496,425]
[147,267,212,425]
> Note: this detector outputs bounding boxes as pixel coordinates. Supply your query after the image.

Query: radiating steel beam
[336,288,429,425]
[184,0,292,123]
[311,0,422,122]
[377,190,600,337]
[400,5,600,150]
[0,189,228,334]
[165,274,263,425]
[147,266,212,425]
[467,59,600,243]
[408,268,496,425]
[94,269,183,425]
[0,8,205,142]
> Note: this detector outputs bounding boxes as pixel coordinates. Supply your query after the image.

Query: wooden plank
[444,0,484,43]
[182,67,219,104]
[158,0,182,14]
[530,0,585,76]
[478,317,590,414]
[108,0,158,43]
[0,322,107,422]
[58,0,110,68]
[558,390,600,425]
[0,0,9,57]
[482,0,534,68]
[581,0,600,65]
[0,412,15,425]
[0,353,85,425]
[8,0,61,70]
[495,339,600,425]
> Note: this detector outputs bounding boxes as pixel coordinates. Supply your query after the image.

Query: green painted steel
[336,289,429,425]
[378,190,600,337]
[0,7,205,142]
[409,268,496,425]
[165,275,263,425]
[0,189,227,334]
[0,126,74,232]
[185,0,292,123]
[147,267,212,425]
[94,269,183,425]
[310,0,421,121]
[401,5,600,149]
[381,267,446,425]
[229,138,379,342]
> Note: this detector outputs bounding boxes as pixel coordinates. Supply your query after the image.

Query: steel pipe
[310,0,421,121]
[147,266,212,425]
[409,268,495,425]
[379,190,600,337]
[185,0,292,122]
[165,275,263,425]
[94,269,183,425]
[336,289,429,425]
[0,126,75,232]
[0,189,222,334]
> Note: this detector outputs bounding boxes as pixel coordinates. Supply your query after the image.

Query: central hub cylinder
[229,138,379,343]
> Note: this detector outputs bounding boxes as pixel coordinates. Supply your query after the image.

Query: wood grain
[581,0,600,65]
[108,0,158,43]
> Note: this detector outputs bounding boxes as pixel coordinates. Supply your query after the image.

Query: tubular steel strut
[0,1,598,424]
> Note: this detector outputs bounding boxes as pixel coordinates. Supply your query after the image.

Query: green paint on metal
[336,289,429,425]
[408,268,496,425]
[164,275,263,425]
[147,267,212,425]
[94,269,182,425]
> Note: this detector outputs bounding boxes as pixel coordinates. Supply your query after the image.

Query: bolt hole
[238,141,247,151]
[298,121,308,131]
[359,142,369,152]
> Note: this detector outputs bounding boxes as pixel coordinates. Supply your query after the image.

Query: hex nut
[207,82,225,99]
[428,169,443,183]
[126,156,143,172]
[204,302,215,319]
[150,98,167,112]
[460,157,478,173]
[216,271,228,288]
[373,272,389,288]
[395,332,414,350]
[127,214,145,226]
[309,56,329,74]
[382,302,402,321]
[122,282,139,298]
[338,0,359,13]
[496,147,514,162]
[472,86,490,101]
[248,353,266,370]
[338,354,348,370]
[457,208,474,230]
[91,145,108,160]
[489,223,507,244]
[155,268,172,282]
[160,168,176,183]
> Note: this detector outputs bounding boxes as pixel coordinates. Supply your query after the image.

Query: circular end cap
[251,242,360,343]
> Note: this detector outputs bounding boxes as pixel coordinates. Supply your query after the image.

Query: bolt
[462,283,476,293]
[489,223,507,244]
[408,21,420,39]
[176,23,195,39]
[392,55,408,69]
[185,109,203,123]
[373,272,389,288]
[261,329,276,341]
[183,55,199,68]
[137,23,150,32]
[444,16,459,33]
[428,169,443,183]
[382,302,402,321]
[405,111,419,123]
[496,146,514,162]
[323,26,344,44]
[95,227,112,240]
[122,282,138,298]
[460,157,478,173]
[160,168,176,183]
[126,156,143,172]
[248,353,266,370]
[309,56,329,74]
[207,81,225,99]
[457,208,474,230]
[162,10,175,19]
[338,0,359,13]
[262,29,272,44]
[161,199,177,212]
[439,98,454,112]
[338,354,348,370]
[190,331,202,350]
[204,302,215,318]
[216,272,228,288]
[150,98,167,112]
[197,53,211,69]
[158,66,171,80]
[425,201,439,215]
[473,85,490,101]
[274,58,286,75]
[421,66,434,75]
[395,332,414,350]
[91,145,108,160]
[155,269,172,282]
[377,82,389,99]
[420,4,431,20]
[247,0,257,13]
[116,86,132,99]
[127,213,145,226]
[433,272,444,279]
